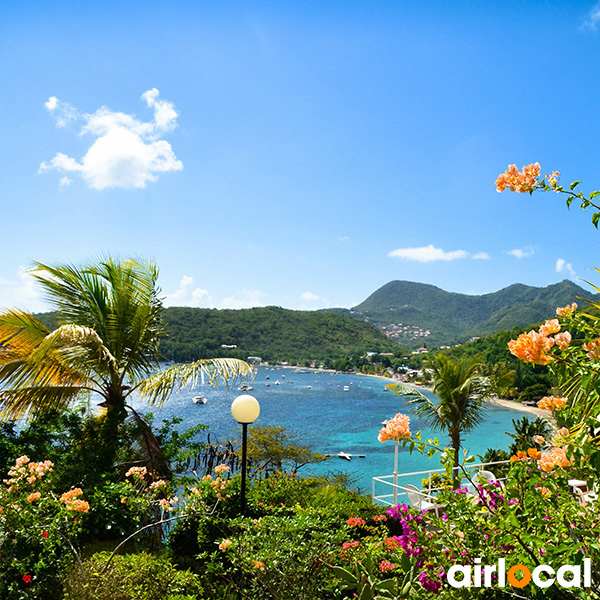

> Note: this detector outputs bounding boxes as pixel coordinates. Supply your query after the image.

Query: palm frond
[136,358,256,406]
[0,386,86,421]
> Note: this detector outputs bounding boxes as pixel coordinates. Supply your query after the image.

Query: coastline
[353,371,553,420]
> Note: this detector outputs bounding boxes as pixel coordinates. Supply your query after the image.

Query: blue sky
[2,1,600,313]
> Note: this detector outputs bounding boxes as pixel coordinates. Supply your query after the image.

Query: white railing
[372,460,510,507]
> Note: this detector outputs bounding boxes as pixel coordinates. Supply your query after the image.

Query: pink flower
[347,517,366,528]
[379,560,396,573]
[343,540,360,549]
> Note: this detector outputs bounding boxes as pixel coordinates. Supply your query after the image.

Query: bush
[63,552,205,600]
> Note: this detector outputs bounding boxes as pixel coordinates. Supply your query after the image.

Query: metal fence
[372,460,510,507]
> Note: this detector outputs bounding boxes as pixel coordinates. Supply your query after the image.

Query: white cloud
[583,2,600,30]
[59,176,73,187]
[472,251,490,260]
[338,236,350,242]
[301,291,320,301]
[164,275,212,307]
[220,289,267,309]
[44,96,78,128]
[40,89,183,190]
[387,244,469,263]
[556,258,576,278]
[0,267,48,313]
[508,247,535,259]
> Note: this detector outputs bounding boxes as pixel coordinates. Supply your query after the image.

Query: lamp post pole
[240,422,249,516]
[231,394,260,517]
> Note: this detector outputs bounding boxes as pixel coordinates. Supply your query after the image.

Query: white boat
[338,452,352,461]
[238,383,254,391]
[343,386,350,392]
[275,380,280,385]
[192,395,207,404]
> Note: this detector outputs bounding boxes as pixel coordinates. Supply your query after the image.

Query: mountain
[331,279,596,348]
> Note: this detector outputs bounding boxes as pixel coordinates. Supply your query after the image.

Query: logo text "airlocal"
[447,558,592,589]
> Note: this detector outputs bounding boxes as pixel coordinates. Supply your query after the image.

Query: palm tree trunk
[450,431,461,487]
[99,393,127,471]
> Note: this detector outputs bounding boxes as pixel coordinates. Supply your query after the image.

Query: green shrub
[63,551,205,600]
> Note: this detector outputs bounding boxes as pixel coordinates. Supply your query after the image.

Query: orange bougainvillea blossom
[508,312,574,365]
[508,330,555,365]
[537,396,567,411]
[378,413,411,443]
[495,163,541,193]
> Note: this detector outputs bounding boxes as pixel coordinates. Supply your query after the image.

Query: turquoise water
[130,366,519,493]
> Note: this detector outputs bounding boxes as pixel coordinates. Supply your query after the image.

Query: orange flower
[554,331,571,350]
[538,486,552,499]
[537,396,567,411]
[538,447,570,472]
[495,163,541,193]
[343,540,360,549]
[378,413,411,442]
[510,450,528,462]
[539,319,560,336]
[527,448,542,460]
[27,492,41,503]
[583,338,600,360]
[508,330,554,365]
[546,171,560,187]
[253,560,266,571]
[60,488,83,503]
[556,303,577,317]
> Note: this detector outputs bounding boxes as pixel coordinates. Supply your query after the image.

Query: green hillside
[159,306,402,363]
[36,306,403,364]
[341,279,596,348]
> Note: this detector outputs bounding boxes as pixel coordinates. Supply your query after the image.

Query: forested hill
[329,279,597,348]
[159,306,401,363]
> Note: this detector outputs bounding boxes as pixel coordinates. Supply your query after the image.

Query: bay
[130,366,519,493]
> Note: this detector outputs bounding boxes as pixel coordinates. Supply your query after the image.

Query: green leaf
[590,190,600,200]
[566,197,573,208]
[330,566,357,583]
[593,212,600,229]
[570,181,580,191]
[376,579,399,592]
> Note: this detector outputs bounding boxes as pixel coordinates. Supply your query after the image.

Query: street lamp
[231,394,260,516]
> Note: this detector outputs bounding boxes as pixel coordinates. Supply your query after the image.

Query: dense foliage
[159,305,402,363]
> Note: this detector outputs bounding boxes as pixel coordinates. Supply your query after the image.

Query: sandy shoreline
[353,372,553,420]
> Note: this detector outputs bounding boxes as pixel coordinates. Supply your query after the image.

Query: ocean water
[130,366,520,493]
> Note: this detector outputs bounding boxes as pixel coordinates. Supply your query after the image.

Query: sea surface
[130,366,520,494]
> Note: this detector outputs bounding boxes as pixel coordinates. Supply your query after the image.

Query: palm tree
[0,257,253,470]
[395,355,492,477]
[507,416,553,455]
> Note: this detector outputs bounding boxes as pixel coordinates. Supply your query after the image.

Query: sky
[2,1,600,313]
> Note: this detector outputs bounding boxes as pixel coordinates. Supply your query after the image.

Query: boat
[192,395,207,405]
[238,383,254,391]
[343,386,350,392]
[275,380,280,385]
[338,452,352,461]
